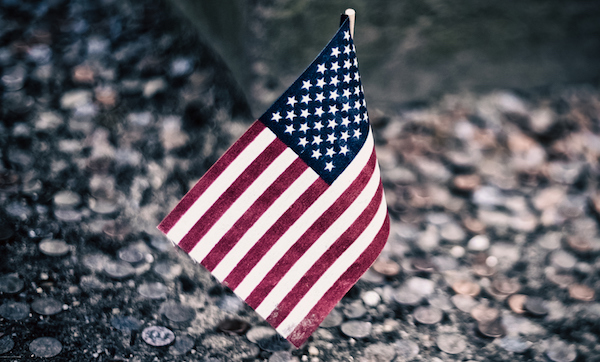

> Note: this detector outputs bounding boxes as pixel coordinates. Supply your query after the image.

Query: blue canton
[259,20,369,185]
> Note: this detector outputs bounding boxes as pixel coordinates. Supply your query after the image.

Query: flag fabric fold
[158,18,390,348]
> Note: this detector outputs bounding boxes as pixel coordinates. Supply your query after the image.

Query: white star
[311,149,322,159]
[326,133,337,144]
[286,110,296,120]
[353,101,361,110]
[301,94,311,104]
[344,45,351,55]
[341,103,351,112]
[300,109,310,118]
[354,72,360,81]
[331,47,340,57]
[299,122,309,133]
[314,107,324,117]
[316,78,326,88]
[324,161,334,171]
[314,121,324,131]
[339,145,349,155]
[302,80,312,90]
[343,73,351,83]
[344,31,350,40]
[287,96,298,107]
[354,86,360,95]
[328,105,338,116]
[312,135,323,145]
[353,129,362,138]
[354,58,358,67]
[325,147,336,158]
[272,112,282,122]
[329,76,340,87]
[285,124,295,134]
[331,62,341,72]
[298,137,308,147]
[342,89,351,98]
[327,118,337,129]
[341,117,350,127]
[363,113,369,122]
[317,63,326,74]
[344,59,352,69]
[362,98,367,107]
[315,93,325,102]
[340,131,349,141]
[329,90,339,100]
[353,114,361,124]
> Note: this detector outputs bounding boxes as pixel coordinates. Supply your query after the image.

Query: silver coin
[499,336,531,353]
[141,326,175,347]
[31,297,63,316]
[546,340,577,362]
[138,282,168,299]
[169,335,194,355]
[54,209,83,222]
[153,262,182,280]
[82,253,109,272]
[343,300,367,319]
[88,197,119,215]
[395,339,419,360]
[414,306,443,325]
[0,274,24,294]
[29,337,62,358]
[118,246,145,264]
[524,297,548,316]
[53,190,81,208]
[436,333,466,354]
[319,308,343,328]
[392,286,422,306]
[363,342,396,362]
[104,261,135,279]
[340,321,372,339]
[0,335,14,354]
[451,294,478,313]
[0,302,30,320]
[246,326,277,344]
[39,239,70,257]
[160,301,195,323]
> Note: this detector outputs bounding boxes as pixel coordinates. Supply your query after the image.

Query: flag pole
[340,8,356,39]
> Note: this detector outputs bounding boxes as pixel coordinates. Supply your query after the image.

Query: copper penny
[453,174,481,191]
[452,280,481,297]
[371,258,400,276]
[472,263,496,277]
[568,284,595,302]
[470,304,499,323]
[492,277,520,295]
[463,217,486,233]
[507,294,527,314]
[477,318,506,338]
[566,236,592,253]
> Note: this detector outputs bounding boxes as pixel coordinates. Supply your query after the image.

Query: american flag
[158,19,389,347]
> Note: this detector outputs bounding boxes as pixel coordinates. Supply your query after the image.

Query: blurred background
[167,0,600,118]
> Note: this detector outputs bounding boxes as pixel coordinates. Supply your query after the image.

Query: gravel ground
[1,0,600,361]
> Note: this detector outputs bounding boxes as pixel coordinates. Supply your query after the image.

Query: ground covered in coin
[1,0,600,361]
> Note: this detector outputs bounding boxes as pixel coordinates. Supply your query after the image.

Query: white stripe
[166,128,276,243]
[211,168,319,281]
[234,130,375,299]
[255,163,381,317]
[276,195,388,337]
[188,147,299,263]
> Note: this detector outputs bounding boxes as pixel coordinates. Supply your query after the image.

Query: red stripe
[178,138,287,253]
[245,151,377,308]
[158,121,266,234]
[223,177,329,289]
[201,158,309,271]
[286,215,390,348]
[266,184,384,326]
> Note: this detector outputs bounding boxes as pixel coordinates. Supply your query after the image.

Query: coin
[0,335,14,354]
[246,326,277,344]
[54,209,83,222]
[169,335,194,355]
[507,294,527,314]
[118,246,145,264]
[153,261,182,280]
[138,282,168,299]
[257,334,291,352]
[452,280,481,297]
[160,301,195,323]
[414,306,443,325]
[566,236,592,253]
[492,277,520,295]
[53,190,81,208]
[451,294,478,313]
[412,258,436,272]
[524,297,548,316]
[470,304,499,323]
[31,297,63,316]
[0,301,30,320]
[499,336,531,353]
[29,337,62,358]
[39,239,70,256]
[216,318,251,335]
[546,340,577,362]
[477,318,506,338]
[111,316,143,331]
[394,339,419,360]
[436,333,466,354]
[568,284,594,302]
[371,258,400,276]
[472,263,496,277]
[141,326,175,347]
[392,286,422,306]
[104,261,135,279]
[0,274,24,294]
[343,300,367,319]
[340,321,372,339]
[453,174,480,191]
[82,253,109,272]
[102,220,130,239]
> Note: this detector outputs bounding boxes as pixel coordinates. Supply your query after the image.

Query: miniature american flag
[158,18,389,347]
